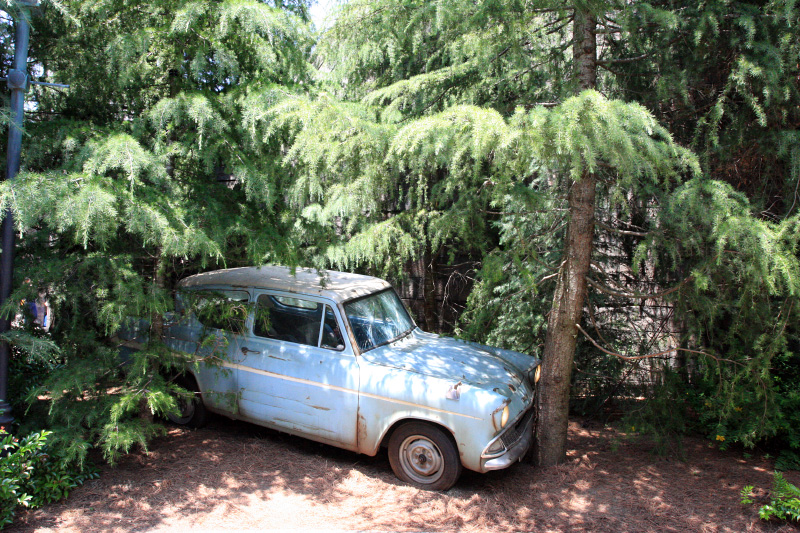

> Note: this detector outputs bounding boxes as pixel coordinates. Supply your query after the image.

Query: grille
[500,408,534,449]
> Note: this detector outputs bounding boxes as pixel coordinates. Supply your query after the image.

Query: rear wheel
[167,375,207,428]
[388,422,462,490]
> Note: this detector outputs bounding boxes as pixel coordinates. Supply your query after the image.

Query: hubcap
[399,435,444,484]
[168,395,195,424]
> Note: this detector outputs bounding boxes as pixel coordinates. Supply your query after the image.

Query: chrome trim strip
[223,361,482,421]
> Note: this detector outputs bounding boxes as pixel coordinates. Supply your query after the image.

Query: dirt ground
[8,416,800,533]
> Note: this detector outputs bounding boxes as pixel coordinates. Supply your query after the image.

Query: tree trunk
[533,7,597,467]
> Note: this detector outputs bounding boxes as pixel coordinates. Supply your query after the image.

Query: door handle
[241,347,261,355]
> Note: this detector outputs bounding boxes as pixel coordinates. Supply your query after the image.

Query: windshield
[344,289,415,352]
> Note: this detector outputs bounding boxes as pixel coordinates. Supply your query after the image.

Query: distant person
[31,288,52,332]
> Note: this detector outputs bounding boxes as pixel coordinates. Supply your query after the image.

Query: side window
[321,305,345,351]
[185,290,250,334]
[254,296,346,351]
[254,294,322,347]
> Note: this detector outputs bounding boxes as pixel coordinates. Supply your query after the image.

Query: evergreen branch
[594,28,622,35]
[328,3,397,29]
[785,175,800,218]
[544,16,573,36]
[480,208,567,215]
[597,52,650,65]
[586,275,692,300]
[587,300,611,347]
[597,35,684,65]
[539,270,560,284]
[415,83,458,118]
[595,220,649,237]
[575,323,743,366]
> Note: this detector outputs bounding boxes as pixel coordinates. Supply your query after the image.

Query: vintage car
[156,266,540,490]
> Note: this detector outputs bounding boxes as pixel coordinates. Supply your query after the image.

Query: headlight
[501,404,510,427]
[527,364,542,384]
[491,401,511,431]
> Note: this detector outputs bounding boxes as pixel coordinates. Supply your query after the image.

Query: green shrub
[758,472,800,523]
[0,427,98,529]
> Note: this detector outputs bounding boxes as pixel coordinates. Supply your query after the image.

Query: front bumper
[481,407,535,471]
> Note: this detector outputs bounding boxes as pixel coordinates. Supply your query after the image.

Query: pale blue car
[158,266,540,490]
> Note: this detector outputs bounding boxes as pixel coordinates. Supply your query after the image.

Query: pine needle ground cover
[8,417,797,533]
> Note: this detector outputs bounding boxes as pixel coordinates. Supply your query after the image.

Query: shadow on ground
[9,416,798,532]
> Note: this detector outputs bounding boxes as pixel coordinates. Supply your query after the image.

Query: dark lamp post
[0,2,38,424]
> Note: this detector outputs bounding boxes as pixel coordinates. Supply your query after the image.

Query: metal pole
[0,13,31,424]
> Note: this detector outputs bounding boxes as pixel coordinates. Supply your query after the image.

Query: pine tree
[0,0,312,462]
[272,0,800,466]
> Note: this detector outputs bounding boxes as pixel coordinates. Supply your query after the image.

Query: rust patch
[357,412,368,449]
[311,405,331,411]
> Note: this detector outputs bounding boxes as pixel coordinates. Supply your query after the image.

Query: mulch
[8,417,800,532]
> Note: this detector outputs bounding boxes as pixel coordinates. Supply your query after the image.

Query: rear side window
[184,290,250,333]
[254,295,344,351]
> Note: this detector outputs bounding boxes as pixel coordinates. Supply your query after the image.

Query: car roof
[177,266,392,304]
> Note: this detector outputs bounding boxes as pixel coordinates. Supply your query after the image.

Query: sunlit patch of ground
[9,419,799,532]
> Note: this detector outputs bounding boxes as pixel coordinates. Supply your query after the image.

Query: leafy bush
[0,427,97,529]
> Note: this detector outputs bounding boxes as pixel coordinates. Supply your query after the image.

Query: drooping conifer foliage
[270,0,800,465]
[0,0,312,464]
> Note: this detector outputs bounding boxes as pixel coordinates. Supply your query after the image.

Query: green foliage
[0,428,98,529]
[612,0,800,213]
[757,472,800,523]
[283,0,800,461]
[264,89,697,280]
[740,484,755,505]
[630,179,800,452]
[457,184,556,353]
[0,0,313,469]
[317,0,573,114]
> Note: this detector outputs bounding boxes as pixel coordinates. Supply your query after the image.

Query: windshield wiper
[365,327,415,352]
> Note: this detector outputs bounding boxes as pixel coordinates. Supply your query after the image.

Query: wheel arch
[378,417,460,455]
[165,368,201,391]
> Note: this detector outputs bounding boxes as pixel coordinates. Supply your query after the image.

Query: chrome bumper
[481,408,535,471]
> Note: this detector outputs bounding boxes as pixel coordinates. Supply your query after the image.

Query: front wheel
[167,375,207,428]
[388,422,462,490]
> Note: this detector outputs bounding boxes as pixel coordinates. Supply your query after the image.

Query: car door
[235,291,360,450]
[166,288,250,415]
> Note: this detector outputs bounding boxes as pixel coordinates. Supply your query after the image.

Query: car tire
[388,421,462,490]
[167,375,208,428]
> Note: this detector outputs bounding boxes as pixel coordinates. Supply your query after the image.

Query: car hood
[360,329,535,386]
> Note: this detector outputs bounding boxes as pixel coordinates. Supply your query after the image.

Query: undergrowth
[0,427,98,529]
